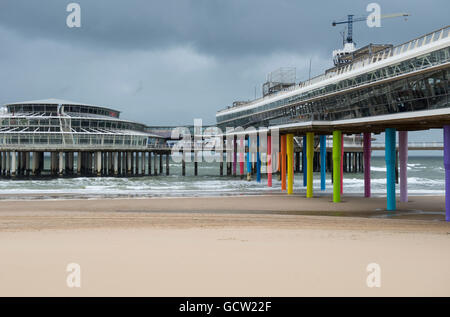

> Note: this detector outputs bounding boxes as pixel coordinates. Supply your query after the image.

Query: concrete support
[194,161,198,176]
[147,152,152,176]
[320,135,326,191]
[239,138,244,177]
[1,152,6,176]
[444,126,450,221]
[159,154,163,174]
[385,128,397,211]
[114,152,119,176]
[154,153,158,176]
[281,135,286,191]
[58,152,64,176]
[11,151,16,177]
[399,131,408,203]
[95,151,101,176]
[333,131,342,203]
[287,134,294,194]
[166,154,169,175]
[363,132,371,198]
[220,161,223,176]
[267,135,272,187]
[182,152,186,176]
[306,132,314,198]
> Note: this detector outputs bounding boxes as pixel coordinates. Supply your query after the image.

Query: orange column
[281,135,286,191]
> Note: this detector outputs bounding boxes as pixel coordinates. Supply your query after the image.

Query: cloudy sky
[0,0,448,129]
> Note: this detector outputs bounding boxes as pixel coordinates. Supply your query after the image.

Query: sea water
[0,156,444,200]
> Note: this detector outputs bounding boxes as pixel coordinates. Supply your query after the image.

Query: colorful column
[246,136,251,181]
[302,135,307,186]
[287,134,294,194]
[385,128,396,211]
[281,135,286,191]
[267,135,272,187]
[399,131,408,203]
[233,136,237,176]
[332,131,342,203]
[363,132,371,198]
[444,126,450,221]
[306,132,314,198]
[256,135,261,183]
[340,133,344,194]
[239,138,244,176]
[320,135,326,191]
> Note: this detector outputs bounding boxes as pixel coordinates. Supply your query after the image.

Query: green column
[333,130,342,202]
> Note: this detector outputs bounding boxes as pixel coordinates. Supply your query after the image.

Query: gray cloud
[0,0,448,127]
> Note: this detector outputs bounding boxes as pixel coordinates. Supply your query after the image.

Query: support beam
[96,151,102,176]
[399,131,408,203]
[306,132,314,198]
[320,135,326,191]
[302,135,307,187]
[11,151,16,177]
[385,128,397,211]
[332,131,342,203]
[280,135,286,191]
[444,126,450,222]
[363,132,371,198]
[287,134,294,194]
[246,137,251,181]
[267,135,272,187]
[256,135,261,183]
[166,154,169,175]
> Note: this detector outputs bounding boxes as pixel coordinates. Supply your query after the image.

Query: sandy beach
[0,194,449,296]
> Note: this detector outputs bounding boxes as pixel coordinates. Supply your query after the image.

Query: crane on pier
[331,13,409,66]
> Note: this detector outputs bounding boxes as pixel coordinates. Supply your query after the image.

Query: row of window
[217,46,450,125]
[7,104,120,118]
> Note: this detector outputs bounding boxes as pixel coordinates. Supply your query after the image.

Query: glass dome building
[0,99,169,177]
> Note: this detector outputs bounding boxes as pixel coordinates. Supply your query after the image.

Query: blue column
[385,128,396,211]
[303,135,307,187]
[256,135,261,182]
[320,135,326,191]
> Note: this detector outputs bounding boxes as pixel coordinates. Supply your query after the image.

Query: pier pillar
[11,151,16,177]
[181,152,186,176]
[320,135,326,191]
[220,161,223,176]
[340,134,344,194]
[239,138,244,177]
[114,152,119,176]
[332,131,342,203]
[256,135,261,183]
[287,134,294,194]
[147,152,152,175]
[281,135,286,191]
[126,152,131,175]
[246,137,251,181]
[32,152,38,176]
[154,153,158,176]
[140,152,144,175]
[233,136,237,176]
[267,135,272,187]
[159,153,163,174]
[363,132,371,197]
[58,152,64,176]
[444,126,450,221]
[1,152,5,176]
[385,128,397,211]
[399,131,408,203]
[194,161,198,176]
[302,135,307,186]
[95,151,101,176]
[306,132,314,198]
[77,152,82,175]
[166,154,169,175]
[5,152,10,176]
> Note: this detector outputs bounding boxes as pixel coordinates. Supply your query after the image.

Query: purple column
[363,132,371,198]
[444,126,450,222]
[399,131,408,203]
[232,137,237,176]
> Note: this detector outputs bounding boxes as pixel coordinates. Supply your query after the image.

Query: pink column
[267,135,272,187]
[340,133,344,194]
[399,131,408,202]
[363,132,371,197]
[232,137,237,176]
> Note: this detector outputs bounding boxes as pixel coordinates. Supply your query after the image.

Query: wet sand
[0,195,449,296]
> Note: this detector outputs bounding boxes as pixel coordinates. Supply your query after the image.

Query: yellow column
[287,134,294,194]
[306,132,314,198]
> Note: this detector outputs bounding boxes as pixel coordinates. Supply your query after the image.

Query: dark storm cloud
[1,0,447,58]
[0,0,448,127]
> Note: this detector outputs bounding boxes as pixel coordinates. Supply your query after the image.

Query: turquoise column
[256,135,261,182]
[303,135,307,186]
[385,128,396,211]
[320,135,326,191]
